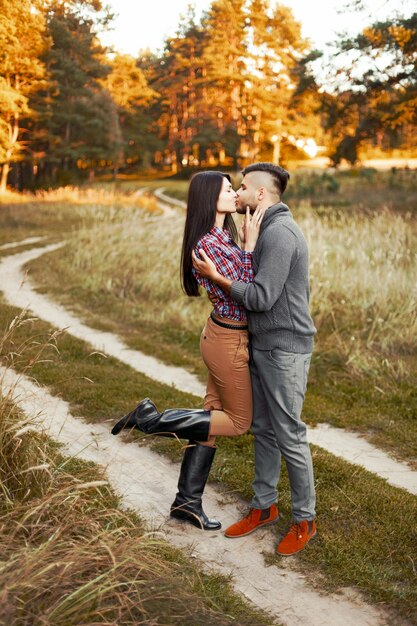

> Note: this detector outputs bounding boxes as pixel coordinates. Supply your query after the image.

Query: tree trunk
[1,111,20,193]
[272,137,281,164]
[0,163,10,193]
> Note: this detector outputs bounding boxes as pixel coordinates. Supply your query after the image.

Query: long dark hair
[181,171,238,297]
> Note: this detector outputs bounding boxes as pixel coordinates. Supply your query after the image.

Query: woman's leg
[200,317,252,438]
[111,319,252,441]
[170,321,252,530]
[199,371,220,446]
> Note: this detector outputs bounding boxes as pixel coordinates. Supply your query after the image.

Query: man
[192,162,316,556]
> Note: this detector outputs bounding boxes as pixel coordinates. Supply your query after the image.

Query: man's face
[235,174,258,214]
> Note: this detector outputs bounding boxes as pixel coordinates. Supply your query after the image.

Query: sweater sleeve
[230,226,296,312]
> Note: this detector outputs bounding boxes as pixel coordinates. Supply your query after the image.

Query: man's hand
[192,249,233,295]
[192,249,218,280]
[207,292,219,305]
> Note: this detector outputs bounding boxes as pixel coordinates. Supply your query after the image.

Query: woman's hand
[243,205,265,251]
[238,207,249,244]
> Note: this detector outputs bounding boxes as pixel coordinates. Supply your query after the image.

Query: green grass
[0,302,416,623]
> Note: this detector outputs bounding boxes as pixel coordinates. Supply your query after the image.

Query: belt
[210,312,248,330]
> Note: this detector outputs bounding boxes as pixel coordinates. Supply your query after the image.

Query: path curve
[0,241,415,495]
[0,235,46,251]
[153,187,186,208]
[0,244,205,397]
[0,365,391,626]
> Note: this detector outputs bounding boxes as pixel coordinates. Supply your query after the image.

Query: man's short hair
[242,162,290,196]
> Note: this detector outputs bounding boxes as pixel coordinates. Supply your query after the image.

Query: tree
[247,0,312,164]
[346,13,416,127]
[200,0,248,167]
[143,6,210,172]
[322,5,417,163]
[0,0,46,191]
[31,0,118,184]
[102,53,159,172]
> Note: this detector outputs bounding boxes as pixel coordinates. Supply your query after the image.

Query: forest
[0,0,416,191]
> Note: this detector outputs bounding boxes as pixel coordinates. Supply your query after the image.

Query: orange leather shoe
[276,519,316,556]
[224,504,279,538]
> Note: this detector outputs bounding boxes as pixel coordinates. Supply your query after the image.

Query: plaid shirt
[193,226,254,321]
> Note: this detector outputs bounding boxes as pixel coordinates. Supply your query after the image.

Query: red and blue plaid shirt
[193,226,254,321]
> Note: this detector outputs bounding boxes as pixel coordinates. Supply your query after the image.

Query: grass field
[1,171,417,622]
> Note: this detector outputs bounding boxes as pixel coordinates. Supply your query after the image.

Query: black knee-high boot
[170,441,221,531]
[111,398,211,441]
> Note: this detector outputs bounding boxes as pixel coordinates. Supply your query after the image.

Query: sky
[99,0,413,57]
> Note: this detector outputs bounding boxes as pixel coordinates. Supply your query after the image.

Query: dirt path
[0,242,415,496]
[0,235,46,251]
[0,243,204,397]
[1,365,391,626]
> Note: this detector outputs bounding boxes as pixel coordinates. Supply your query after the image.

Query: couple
[112,162,317,557]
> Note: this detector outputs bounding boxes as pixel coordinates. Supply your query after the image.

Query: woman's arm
[238,250,254,284]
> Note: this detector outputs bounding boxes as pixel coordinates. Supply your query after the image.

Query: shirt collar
[210,225,233,243]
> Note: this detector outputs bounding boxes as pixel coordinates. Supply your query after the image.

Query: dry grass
[42,200,417,386]
[32,185,162,213]
[304,207,417,381]
[0,316,274,626]
[1,185,161,212]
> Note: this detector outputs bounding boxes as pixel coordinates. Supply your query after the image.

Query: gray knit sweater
[230,202,316,353]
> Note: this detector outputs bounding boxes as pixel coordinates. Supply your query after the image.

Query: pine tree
[144,6,209,172]
[33,0,116,184]
[201,0,248,167]
[247,0,311,164]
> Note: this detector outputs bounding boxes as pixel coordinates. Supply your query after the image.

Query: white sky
[100,0,413,56]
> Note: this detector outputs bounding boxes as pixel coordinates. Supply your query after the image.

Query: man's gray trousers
[250,346,316,521]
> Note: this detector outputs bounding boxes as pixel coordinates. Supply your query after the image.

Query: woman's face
[216,177,237,214]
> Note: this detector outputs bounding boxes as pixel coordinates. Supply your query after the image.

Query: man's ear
[258,187,265,201]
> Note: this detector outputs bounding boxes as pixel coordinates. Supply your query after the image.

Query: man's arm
[192,249,233,294]
[231,229,294,311]
[193,226,296,312]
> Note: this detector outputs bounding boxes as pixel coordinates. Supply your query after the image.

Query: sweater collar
[261,202,291,230]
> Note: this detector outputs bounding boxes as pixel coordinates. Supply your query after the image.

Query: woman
[111,171,263,530]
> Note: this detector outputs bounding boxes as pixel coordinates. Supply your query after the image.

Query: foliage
[0,0,416,188]
[0,0,47,191]
[100,53,160,170]
[0,0,324,189]
[321,4,417,164]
